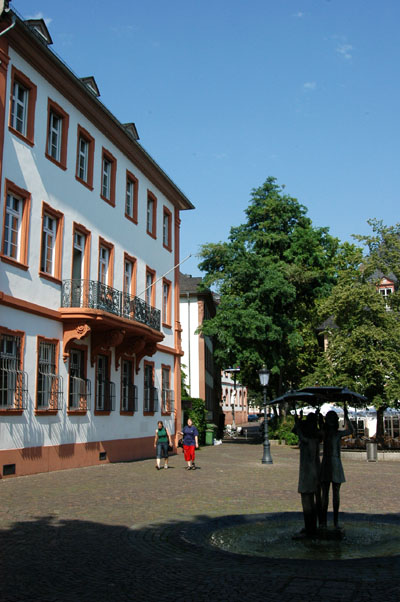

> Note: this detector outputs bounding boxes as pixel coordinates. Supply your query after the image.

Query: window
[121,359,137,412]
[9,66,37,146]
[0,331,27,411]
[125,171,138,223]
[45,99,69,169]
[76,125,95,189]
[162,279,171,326]
[40,203,63,282]
[69,224,91,307]
[122,254,136,318]
[100,148,117,206]
[145,268,156,307]
[161,365,174,414]
[144,362,158,413]
[146,191,157,238]
[68,347,90,411]
[1,180,31,269]
[99,246,109,285]
[36,339,63,411]
[162,207,172,251]
[96,354,115,412]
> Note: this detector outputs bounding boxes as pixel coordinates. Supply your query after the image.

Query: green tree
[302,277,400,442]
[198,177,339,395]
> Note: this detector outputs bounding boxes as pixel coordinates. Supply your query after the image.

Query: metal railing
[0,357,28,410]
[144,386,159,412]
[95,379,115,412]
[69,376,91,411]
[162,389,175,413]
[36,372,63,410]
[61,280,161,331]
[121,384,138,412]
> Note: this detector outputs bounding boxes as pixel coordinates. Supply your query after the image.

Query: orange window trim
[143,359,155,416]
[45,98,70,170]
[100,147,117,207]
[35,336,60,414]
[125,170,138,224]
[162,206,172,252]
[0,325,25,415]
[67,343,88,415]
[123,252,137,297]
[146,190,157,239]
[98,237,114,287]
[1,179,31,269]
[75,124,95,190]
[71,222,91,282]
[39,201,64,283]
[9,66,37,147]
[120,354,135,416]
[161,363,171,416]
[145,266,156,307]
[162,277,172,327]
[94,349,112,416]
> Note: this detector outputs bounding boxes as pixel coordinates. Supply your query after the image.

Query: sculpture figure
[292,411,321,538]
[319,404,354,530]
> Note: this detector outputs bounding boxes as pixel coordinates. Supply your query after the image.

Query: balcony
[61,280,161,331]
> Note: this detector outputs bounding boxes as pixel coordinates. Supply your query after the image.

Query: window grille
[162,389,174,413]
[96,379,115,411]
[144,386,158,412]
[0,335,28,409]
[37,342,63,410]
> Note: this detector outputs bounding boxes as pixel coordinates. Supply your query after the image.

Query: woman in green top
[154,421,172,470]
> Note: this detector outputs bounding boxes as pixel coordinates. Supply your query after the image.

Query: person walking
[154,421,172,470]
[180,417,199,470]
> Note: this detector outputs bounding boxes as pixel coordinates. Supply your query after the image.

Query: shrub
[268,414,298,446]
[182,397,207,444]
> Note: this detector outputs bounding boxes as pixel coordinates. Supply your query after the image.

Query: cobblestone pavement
[1,433,400,601]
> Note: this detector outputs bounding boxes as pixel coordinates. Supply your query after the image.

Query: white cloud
[336,43,353,60]
[293,11,304,18]
[303,81,317,90]
[26,12,52,26]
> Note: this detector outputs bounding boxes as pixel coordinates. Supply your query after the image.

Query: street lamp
[259,365,273,464]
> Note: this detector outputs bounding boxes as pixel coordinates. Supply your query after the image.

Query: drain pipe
[0,14,16,38]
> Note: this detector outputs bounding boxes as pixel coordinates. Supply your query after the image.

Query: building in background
[179,273,221,425]
[0,7,194,477]
[220,370,248,426]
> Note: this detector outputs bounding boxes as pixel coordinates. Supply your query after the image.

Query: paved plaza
[1,431,400,602]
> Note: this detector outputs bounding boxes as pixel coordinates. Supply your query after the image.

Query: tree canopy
[198,177,339,395]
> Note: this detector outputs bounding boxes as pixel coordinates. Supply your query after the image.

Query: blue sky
[13,0,400,276]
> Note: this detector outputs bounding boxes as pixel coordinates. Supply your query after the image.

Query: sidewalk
[1,436,399,601]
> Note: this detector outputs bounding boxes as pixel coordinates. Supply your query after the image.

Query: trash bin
[205,423,217,445]
[366,441,378,462]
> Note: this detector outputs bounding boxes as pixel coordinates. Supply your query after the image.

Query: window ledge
[35,409,59,416]
[124,213,138,225]
[39,271,62,285]
[67,410,88,416]
[0,255,29,270]
[75,175,94,191]
[45,152,67,171]
[0,409,24,415]
[8,126,34,147]
[162,244,172,253]
[146,231,157,240]
[94,410,111,416]
[100,194,115,207]
[120,411,135,416]
[143,411,155,416]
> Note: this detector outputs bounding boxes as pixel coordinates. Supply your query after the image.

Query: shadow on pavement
[1,512,400,602]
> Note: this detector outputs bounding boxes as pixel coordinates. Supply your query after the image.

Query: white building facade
[0,10,193,477]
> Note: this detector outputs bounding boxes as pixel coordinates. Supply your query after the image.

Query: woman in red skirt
[180,417,199,470]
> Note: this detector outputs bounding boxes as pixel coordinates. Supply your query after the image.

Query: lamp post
[259,365,273,464]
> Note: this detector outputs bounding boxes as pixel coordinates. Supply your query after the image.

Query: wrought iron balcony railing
[69,376,91,411]
[61,280,161,331]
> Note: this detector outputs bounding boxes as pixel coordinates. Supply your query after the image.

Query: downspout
[0,14,16,37]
